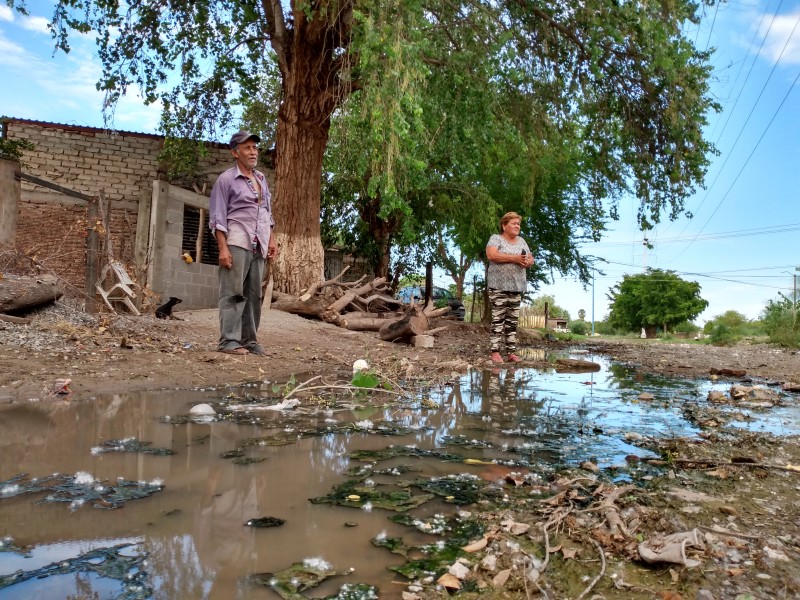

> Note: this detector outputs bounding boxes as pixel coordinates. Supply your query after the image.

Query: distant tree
[578,309,586,321]
[531,294,570,322]
[607,269,708,337]
[702,310,748,335]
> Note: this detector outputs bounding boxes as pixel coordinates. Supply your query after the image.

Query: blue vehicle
[396,285,466,321]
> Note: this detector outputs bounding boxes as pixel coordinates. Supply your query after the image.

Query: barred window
[182,205,218,265]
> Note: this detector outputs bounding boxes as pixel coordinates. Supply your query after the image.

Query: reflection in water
[1,352,797,598]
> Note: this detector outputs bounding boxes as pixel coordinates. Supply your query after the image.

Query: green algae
[92,438,175,456]
[310,478,433,512]
[245,516,286,528]
[1,472,164,509]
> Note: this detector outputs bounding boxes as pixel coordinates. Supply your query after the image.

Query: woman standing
[486,212,534,363]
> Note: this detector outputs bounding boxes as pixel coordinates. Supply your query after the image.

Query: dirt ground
[3,304,800,402]
[2,304,800,599]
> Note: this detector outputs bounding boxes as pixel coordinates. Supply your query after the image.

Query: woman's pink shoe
[507,353,522,363]
[491,352,503,363]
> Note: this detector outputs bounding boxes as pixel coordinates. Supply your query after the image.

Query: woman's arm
[487,245,528,267]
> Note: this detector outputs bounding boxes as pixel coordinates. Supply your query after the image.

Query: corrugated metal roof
[1,116,231,149]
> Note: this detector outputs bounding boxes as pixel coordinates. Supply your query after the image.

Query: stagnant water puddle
[2,349,798,599]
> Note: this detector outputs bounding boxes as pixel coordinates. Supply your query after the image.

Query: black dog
[156,296,183,319]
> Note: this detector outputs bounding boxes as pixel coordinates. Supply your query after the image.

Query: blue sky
[1,1,799,324]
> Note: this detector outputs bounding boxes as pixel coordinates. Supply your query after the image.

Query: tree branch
[262,0,289,76]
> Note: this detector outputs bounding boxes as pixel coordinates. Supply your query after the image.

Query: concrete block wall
[157,189,219,309]
[2,118,263,309]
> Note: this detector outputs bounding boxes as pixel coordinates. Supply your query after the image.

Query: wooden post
[85,196,99,314]
[425,262,433,306]
[0,159,20,244]
[469,275,477,323]
[196,208,206,262]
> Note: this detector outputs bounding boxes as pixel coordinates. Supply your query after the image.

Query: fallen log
[0,275,64,313]
[379,306,429,343]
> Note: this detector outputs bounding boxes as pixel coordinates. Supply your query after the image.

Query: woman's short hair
[499,212,522,232]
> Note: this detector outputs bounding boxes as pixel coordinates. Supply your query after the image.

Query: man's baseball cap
[229,131,261,149]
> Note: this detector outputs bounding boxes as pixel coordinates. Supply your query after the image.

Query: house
[0,117,270,310]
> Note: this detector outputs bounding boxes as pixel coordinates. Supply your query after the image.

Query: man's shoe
[247,344,267,356]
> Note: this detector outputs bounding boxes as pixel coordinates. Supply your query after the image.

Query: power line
[663,3,790,244]
[711,0,785,145]
[599,259,790,291]
[582,222,800,247]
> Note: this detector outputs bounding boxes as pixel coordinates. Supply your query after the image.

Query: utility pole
[591,272,595,336]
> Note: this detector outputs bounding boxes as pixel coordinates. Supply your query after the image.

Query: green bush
[762,297,800,347]
[673,321,700,334]
[569,320,589,335]
[707,323,740,346]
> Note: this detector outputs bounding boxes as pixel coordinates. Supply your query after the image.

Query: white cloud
[759,9,800,66]
[0,32,34,68]
[20,15,51,34]
[0,6,14,22]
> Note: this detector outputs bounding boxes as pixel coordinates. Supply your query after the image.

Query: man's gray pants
[218,246,264,351]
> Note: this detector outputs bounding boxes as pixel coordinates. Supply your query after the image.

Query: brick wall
[3,118,273,310]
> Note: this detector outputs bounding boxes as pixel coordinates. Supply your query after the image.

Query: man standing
[209,131,277,355]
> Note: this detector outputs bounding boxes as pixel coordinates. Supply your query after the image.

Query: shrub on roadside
[674,321,700,334]
[707,323,740,346]
[569,320,590,335]
[762,297,800,347]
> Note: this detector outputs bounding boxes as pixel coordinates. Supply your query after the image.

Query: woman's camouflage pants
[489,288,522,354]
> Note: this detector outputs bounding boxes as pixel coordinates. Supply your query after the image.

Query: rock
[412,335,434,348]
[707,390,727,403]
[480,554,498,572]
[189,403,216,416]
[782,381,800,392]
[448,561,471,580]
[763,546,791,562]
[580,461,600,473]
[638,392,655,401]
[730,385,780,402]
[709,368,746,378]
[696,590,715,600]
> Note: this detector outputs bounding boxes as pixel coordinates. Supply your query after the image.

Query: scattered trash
[638,529,705,567]
[353,359,370,374]
[48,377,72,396]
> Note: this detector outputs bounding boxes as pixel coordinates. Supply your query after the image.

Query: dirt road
[2,304,799,401]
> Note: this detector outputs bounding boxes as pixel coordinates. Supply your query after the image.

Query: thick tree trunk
[271,116,328,294]
[270,32,339,295]
[0,276,63,313]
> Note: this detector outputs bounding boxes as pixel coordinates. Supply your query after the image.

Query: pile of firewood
[269,270,452,344]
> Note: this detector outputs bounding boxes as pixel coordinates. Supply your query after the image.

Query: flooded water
[2,349,798,599]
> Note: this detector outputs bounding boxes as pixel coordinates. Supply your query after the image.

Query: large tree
[17,0,717,294]
[607,269,708,336]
